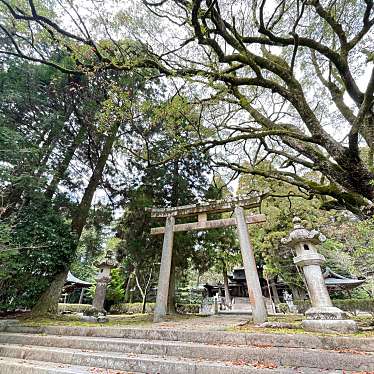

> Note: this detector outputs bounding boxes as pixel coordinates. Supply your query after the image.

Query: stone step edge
[0,340,373,372]
[0,343,347,374]
[0,357,100,374]
[0,359,356,374]
[1,331,373,358]
[4,331,373,352]
[5,324,374,352]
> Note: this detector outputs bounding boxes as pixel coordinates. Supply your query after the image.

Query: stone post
[282,217,357,333]
[92,252,118,313]
[235,206,267,324]
[213,297,219,315]
[92,276,111,312]
[154,215,175,322]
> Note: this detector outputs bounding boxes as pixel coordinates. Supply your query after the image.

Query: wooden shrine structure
[148,195,268,323]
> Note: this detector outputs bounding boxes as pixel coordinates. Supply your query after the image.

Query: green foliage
[0,196,76,311]
[237,169,325,289]
[70,205,114,282]
[294,299,374,316]
[105,268,125,305]
[110,302,199,314]
[115,95,211,305]
[276,303,289,314]
[110,302,156,314]
[175,288,204,305]
[58,303,93,314]
[320,217,374,298]
[176,303,200,314]
[194,176,240,283]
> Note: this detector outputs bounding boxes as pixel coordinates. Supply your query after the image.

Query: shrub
[294,299,374,316]
[110,302,156,314]
[333,299,374,316]
[293,301,311,314]
[110,302,201,314]
[176,303,200,314]
[276,303,289,314]
[0,199,76,311]
[58,303,93,314]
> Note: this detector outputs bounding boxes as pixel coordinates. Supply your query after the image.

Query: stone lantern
[92,250,118,313]
[282,217,357,333]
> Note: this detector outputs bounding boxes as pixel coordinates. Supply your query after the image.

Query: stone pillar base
[303,306,357,333]
[302,319,357,333]
[305,306,349,320]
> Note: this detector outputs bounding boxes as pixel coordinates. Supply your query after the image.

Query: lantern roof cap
[281,217,326,246]
[95,250,118,268]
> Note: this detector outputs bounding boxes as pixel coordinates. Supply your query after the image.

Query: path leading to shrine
[136,314,249,331]
[0,316,373,373]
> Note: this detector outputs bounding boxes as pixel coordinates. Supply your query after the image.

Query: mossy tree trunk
[123,269,134,303]
[45,120,86,199]
[32,271,67,315]
[32,121,121,316]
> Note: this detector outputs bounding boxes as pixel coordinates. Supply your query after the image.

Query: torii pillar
[235,206,267,323]
[153,216,175,322]
[149,196,268,324]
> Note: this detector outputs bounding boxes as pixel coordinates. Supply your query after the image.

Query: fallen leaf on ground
[335,349,368,355]
[252,361,278,369]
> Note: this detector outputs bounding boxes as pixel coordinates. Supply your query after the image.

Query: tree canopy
[1,0,373,213]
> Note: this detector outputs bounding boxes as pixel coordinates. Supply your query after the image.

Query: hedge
[110,303,156,314]
[294,299,374,316]
[176,303,200,314]
[109,302,200,315]
[58,303,93,314]
[276,303,289,314]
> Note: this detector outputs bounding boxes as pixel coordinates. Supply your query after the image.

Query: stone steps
[4,324,374,351]
[0,332,372,371]
[0,325,373,373]
[0,357,97,374]
[0,343,338,374]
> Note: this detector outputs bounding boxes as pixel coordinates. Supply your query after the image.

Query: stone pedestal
[302,318,358,334]
[282,217,357,334]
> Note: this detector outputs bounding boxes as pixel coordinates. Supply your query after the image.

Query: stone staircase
[0,324,373,373]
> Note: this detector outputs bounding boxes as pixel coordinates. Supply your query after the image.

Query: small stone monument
[282,217,357,333]
[92,250,118,314]
[283,290,297,313]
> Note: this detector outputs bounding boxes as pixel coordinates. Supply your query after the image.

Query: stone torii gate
[149,196,268,324]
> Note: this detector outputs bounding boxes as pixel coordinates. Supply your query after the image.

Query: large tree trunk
[123,269,134,303]
[32,121,121,315]
[34,119,67,179]
[290,286,306,301]
[31,271,67,315]
[270,281,280,304]
[141,294,147,314]
[45,122,86,199]
[70,121,121,237]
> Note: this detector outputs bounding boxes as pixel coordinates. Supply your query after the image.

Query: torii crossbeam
[148,195,268,323]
